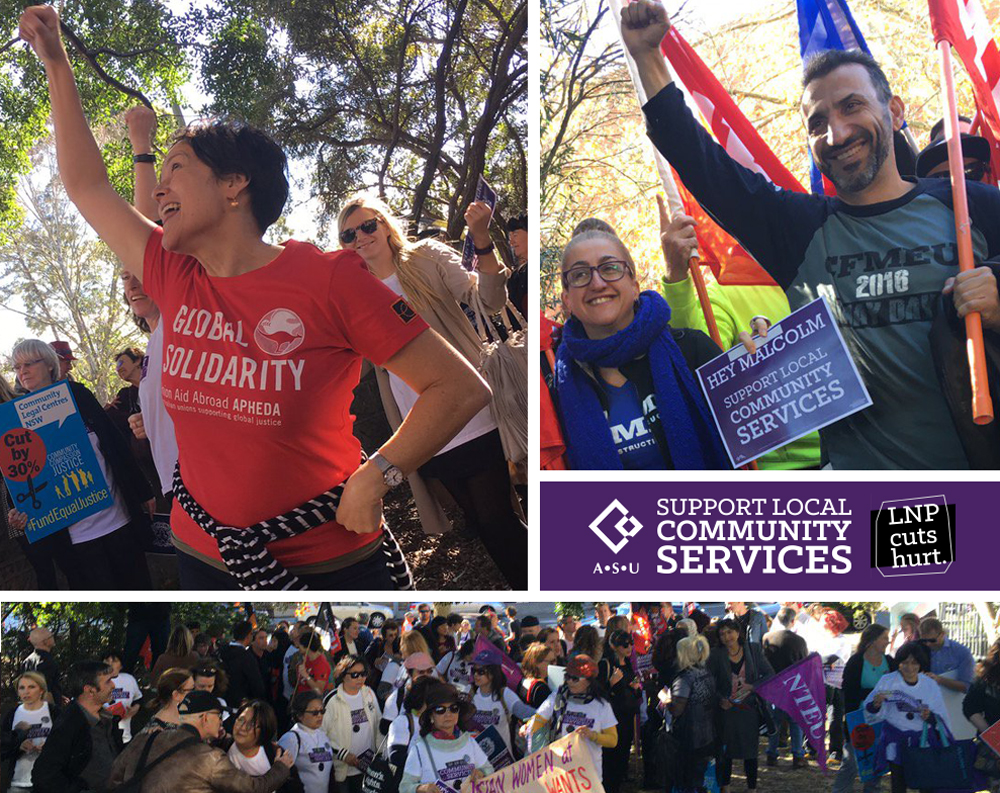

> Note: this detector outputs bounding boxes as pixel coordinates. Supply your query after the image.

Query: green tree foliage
[0,0,527,241]
[553,602,585,619]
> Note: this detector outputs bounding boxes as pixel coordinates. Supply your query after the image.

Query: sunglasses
[339,217,380,245]
[302,709,324,716]
[345,671,366,679]
[929,162,989,182]
[472,666,490,675]
[565,674,587,683]
[432,704,462,715]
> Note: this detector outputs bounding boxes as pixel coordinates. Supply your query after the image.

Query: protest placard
[461,177,499,270]
[0,382,114,542]
[696,297,872,466]
[470,731,602,793]
[845,708,886,783]
[981,718,1000,758]
[475,725,515,770]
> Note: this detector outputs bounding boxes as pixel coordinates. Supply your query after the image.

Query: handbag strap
[421,734,440,778]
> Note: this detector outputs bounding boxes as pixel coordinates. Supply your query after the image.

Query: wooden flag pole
[939,41,994,425]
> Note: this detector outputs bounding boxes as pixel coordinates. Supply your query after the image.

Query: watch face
[386,467,405,487]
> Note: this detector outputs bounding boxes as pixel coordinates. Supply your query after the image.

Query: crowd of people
[3,4,528,591]
[4,602,999,793]
[541,0,1000,471]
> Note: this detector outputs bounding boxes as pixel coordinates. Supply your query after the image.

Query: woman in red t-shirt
[296,632,332,696]
[20,6,493,591]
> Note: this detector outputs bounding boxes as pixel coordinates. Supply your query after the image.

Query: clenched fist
[18,6,67,65]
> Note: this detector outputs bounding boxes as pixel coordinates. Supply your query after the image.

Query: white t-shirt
[863,671,951,762]
[344,689,375,776]
[436,653,472,693]
[344,639,359,656]
[139,322,179,495]
[9,702,53,788]
[66,431,130,544]
[227,743,271,776]
[279,723,335,793]
[381,659,402,692]
[105,672,142,742]
[536,694,616,780]
[383,684,407,724]
[381,273,496,455]
[404,732,491,793]
[387,711,417,759]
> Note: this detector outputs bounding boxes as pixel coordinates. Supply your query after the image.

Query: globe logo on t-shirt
[254,308,306,355]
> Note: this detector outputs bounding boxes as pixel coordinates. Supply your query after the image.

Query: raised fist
[620,0,671,59]
[18,6,67,65]
[125,106,158,152]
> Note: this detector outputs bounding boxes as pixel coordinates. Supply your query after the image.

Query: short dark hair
[233,620,253,642]
[172,121,289,234]
[102,648,123,663]
[290,690,324,720]
[802,49,892,107]
[404,676,443,712]
[895,641,931,672]
[508,214,528,233]
[233,700,277,748]
[115,348,143,364]
[930,115,972,143]
[716,618,744,645]
[333,654,369,686]
[66,661,112,699]
[446,614,463,628]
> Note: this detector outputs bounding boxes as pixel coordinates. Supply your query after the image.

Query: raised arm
[19,7,156,281]
[125,106,161,222]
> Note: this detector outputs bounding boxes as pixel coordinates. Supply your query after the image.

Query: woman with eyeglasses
[226,700,286,776]
[142,668,196,733]
[6,338,154,590]
[400,683,492,793]
[20,4,491,591]
[597,631,642,793]
[337,195,527,590]
[387,677,444,769]
[279,691,336,793]
[554,229,729,470]
[529,655,617,785]
[469,652,536,768]
[322,655,381,793]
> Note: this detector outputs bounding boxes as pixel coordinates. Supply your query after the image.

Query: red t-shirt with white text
[142,227,427,567]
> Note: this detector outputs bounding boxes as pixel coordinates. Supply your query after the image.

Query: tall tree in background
[0,0,527,240]
[0,146,142,403]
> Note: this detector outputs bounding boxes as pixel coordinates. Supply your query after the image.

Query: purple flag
[755,652,828,770]
[473,635,522,691]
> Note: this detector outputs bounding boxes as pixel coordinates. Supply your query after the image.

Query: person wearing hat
[107,690,292,792]
[528,655,617,784]
[469,647,535,766]
[321,655,381,793]
[383,652,439,728]
[386,676,443,770]
[916,119,992,182]
[49,340,76,381]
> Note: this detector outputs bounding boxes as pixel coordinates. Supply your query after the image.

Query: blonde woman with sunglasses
[338,195,527,589]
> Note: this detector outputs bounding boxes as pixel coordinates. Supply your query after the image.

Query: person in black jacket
[7,339,153,590]
[553,230,730,470]
[762,607,809,768]
[219,621,267,713]
[32,660,122,793]
[833,624,897,793]
[21,627,64,705]
[598,630,642,793]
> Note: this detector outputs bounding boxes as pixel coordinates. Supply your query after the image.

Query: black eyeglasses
[345,671,366,679]
[432,704,461,715]
[339,218,380,244]
[928,162,989,182]
[565,674,582,682]
[562,260,631,289]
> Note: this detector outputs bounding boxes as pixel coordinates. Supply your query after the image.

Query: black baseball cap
[521,616,540,628]
[915,133,991,178]
[178,691,222,715]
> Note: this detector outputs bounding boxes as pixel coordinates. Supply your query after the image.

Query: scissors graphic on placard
[16,476,47,510]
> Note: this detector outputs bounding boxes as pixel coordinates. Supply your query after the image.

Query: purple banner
[474,635,522,690]
[696,297,872,467]
[540,481,990,588]
[755,653,828,770]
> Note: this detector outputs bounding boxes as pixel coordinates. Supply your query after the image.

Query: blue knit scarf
[555,290,729,470]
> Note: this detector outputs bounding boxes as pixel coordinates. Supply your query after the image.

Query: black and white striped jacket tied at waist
[172,461,413,591]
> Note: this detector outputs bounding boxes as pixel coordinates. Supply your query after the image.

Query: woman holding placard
[6,339,153,589]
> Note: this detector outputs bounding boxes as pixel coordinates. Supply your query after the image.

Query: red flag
[660,26,807,285]
[928,0,1000,183]
[139,636,152,670]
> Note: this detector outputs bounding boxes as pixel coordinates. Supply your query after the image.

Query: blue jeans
[766,706,804,757]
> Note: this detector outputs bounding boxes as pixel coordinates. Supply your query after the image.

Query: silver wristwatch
[370,452,404,488]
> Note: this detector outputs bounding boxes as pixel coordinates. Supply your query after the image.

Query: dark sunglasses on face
[303,708,324,716]
[614,638,633,647]
[928,162,989,182]
[565,674,583,682]
[432,704,461,715]
[339,217,380,245]
[345,671,366,679]
[472,666,489,675]
[562,260,631,289]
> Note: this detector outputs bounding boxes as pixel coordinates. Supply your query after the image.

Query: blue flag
[796,0,872,194]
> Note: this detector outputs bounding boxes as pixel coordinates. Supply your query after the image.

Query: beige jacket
[373,240,509,534]
[107,724,290,793]
[322,685,382,782]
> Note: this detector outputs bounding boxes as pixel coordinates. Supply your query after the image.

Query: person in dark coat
[219,621,266,712]
[22,627,64,704]
[32,661,122,793]
[762,607,809,768]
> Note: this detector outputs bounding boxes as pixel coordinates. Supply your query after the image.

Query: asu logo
[391,298,417,324]
[254,309,305,355]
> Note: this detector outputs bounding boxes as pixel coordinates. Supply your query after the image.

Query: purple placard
[540,481,986,589]
[696,297,872,467]
[461,177,498,270]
